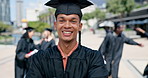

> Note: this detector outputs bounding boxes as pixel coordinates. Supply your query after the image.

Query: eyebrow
[71,17,77,20]
[58,17,78,20]
[58,17,64,19]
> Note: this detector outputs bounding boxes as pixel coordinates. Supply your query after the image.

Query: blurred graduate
[15,27,38,78]
[26,0,108,78]
[36,28,55,51]
[99,24,143,78]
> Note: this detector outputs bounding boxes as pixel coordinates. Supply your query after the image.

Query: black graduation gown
[26,45,108,78]
[15,38,36,78]
[37,39,55,51]
[99,32,139,77]
[143,64,148,76]
[144,32,148,38]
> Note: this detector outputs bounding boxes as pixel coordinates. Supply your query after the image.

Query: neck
[58,40,77,55]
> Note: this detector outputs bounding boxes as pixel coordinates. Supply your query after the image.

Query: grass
[0,35,13,45]
[0,35,12,40]
[125,28,133,31]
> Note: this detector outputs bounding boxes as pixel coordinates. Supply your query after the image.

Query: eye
[59,20,65,23]
[71,20,77,23]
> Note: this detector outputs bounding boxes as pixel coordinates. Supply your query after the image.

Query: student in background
[36,28,55,51]
[135,27,148,37]
[99,24,143,78]
[15,27,37,78]
[134,27,148,77]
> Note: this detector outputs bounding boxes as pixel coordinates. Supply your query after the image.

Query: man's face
[43,31,51,38]
[54,14,82,42]
[117,25,125,33]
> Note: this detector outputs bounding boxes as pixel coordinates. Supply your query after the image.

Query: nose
[64,21,71,28]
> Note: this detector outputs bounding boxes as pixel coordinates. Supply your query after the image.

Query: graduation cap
[45,28,53,32]
[45,0,93,19]
[45,0,93,44]
[24,27,34,32]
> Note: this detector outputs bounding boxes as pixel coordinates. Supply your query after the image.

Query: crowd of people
[15,27,56,78]
[14,0,148,78]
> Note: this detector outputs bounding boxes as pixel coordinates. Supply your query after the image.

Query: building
[102,0,148,33]
[16,0,23,27]
[26,8,40,21]
[135,0,148,4]
[0,0,11,24]
[106,6,148,33]
[26,1,45,22]
[26,0,49,22]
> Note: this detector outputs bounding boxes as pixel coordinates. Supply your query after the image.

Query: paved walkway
[0,30,148,78]
[0,45,15,78]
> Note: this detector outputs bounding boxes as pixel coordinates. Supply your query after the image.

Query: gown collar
[57,42,79,58]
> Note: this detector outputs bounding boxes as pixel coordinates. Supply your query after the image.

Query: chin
[63,39,72,42]
[62,38,75,43]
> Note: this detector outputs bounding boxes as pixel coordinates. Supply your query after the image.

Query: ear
[79,23,83,31]
[54,22,57,30]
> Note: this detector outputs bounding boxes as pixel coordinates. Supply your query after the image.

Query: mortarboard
[24,27,34,32]
[45,0,93,19]
[45,28,53,32]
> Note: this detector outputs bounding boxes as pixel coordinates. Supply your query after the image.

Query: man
[26,0,108,78]
[135,27,148,37]
[134,27,148,77]
[99,24,143,78]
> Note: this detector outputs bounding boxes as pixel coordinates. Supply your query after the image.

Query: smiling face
[43,30,51,38]
[54,14,82,42]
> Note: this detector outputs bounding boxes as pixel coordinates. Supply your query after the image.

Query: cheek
[31,32,34,36]
[30,33,32,36]
[73,27,80,35]
[56,23,63,30]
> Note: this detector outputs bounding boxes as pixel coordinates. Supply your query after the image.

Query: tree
[38,8,55,26]
[28,21,51,33]
[0,22,12,35]
[106,0,135,21]
[92,8,105,20]
[82,13,94,27]
[82,8,105,27]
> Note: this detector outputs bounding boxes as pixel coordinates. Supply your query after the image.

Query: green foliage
[106,0,135,15]
[0,35,12,39]
[92,8,105,20]
[28,21,51,33]
[38,13,50,18]
[0,22,12,33]
[82,8,105,21]
[82,13,93,21]
[48,8,56,14]
[135,3,148,9]
[125,28,133,31]
[82,8,105,27]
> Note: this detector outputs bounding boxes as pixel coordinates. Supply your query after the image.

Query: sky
[10,0,48,21]
[10,0,105,21]
[91,0,106,6]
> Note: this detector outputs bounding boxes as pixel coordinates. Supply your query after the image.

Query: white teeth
[63,31,71,34]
